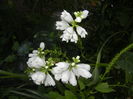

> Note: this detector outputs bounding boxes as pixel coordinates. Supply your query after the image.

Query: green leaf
[4,54,16,63]
[65,90,77,99]
[48,91,64,99]
[95,83,114,93]
[88,96,95,99]
[10,90,40,99]
[116,51,133,73]
[78,80,85,90]
[9,96,19,99]
[12,41,19,51]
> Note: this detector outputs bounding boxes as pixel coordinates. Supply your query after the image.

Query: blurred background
[0,0,133,99]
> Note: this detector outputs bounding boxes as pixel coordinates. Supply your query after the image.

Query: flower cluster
[26,42,92,86]
[27,42,55,86]
[52,56,92,86]
[56,10,89,43]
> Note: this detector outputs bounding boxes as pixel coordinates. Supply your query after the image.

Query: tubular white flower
[69,71,77,86]
[77,64,90,70]
[28,50,38,57]
[61,70,70,83]
[70,32,78,43]
[30,72,55,86]
[76,26,88,38]
[27,56,45,68]
[54,74,62,81]
[40,42,45,50]
[60,27,78,43]
[74,68,92,78]
[44,74,55,86]
[81,10,89,19]
[75,17,82,23]
[56,21,70,30]
[61,10,73,23]
[60,32,71,43]
[30,72,45,85]
[52,62,69,74]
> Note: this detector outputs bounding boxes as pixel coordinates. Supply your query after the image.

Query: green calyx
[37,48,45,58]
[71,21,78,27]
[74,11,83,17]
[69,56,80,70]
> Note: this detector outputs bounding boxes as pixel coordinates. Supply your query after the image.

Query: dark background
[0,0,133,99]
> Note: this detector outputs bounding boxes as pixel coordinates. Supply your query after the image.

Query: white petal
[44,74,55,86]
[61,70,70,83]
[54,74,62,81]
[77,64,91,70]
[81,10,89,19]
[60,31,71,43]
[56,21,69,30]
[66,27,74,34]
[69,71,77,86]
[72,68,80,77]
[76,68,92,78]
[70,32,78,43]
[31,72,45,85]
[75,17,82,23]
[40,42,45,50]
[52,62,69,74]
[76,26,87,38]
[27,56,45,68]
[61,10,73,23]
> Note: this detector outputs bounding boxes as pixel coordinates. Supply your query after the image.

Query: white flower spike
[56,10,89,43]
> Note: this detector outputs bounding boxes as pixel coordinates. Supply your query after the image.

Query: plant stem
[102,43,133,80]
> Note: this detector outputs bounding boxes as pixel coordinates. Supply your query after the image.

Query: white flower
[61,10,73,23]
[56,21,69,30]
[81,10,89,19]
[74,10,89,23]
[52,62,91,86]
[40,42,45,50]
[30,72,45,85]
[76,26,88,38]
[30,72,55,86]
[44,74,56,86]
[27,56,45,68]
[28,50,38,57]
[60,27,78,43]
[73,64,92,78]
[75,17,82,23]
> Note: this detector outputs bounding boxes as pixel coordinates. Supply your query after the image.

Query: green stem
[90,63,108,67]
[109,84,128,88]
[102,43,133,79]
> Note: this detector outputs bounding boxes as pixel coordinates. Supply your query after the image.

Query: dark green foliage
[0,0,133,99]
